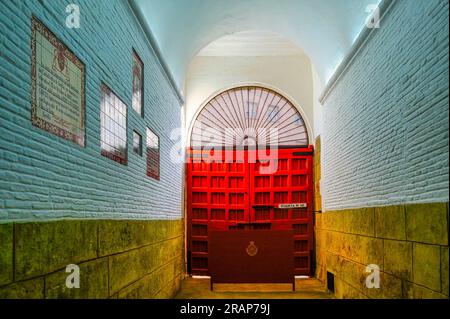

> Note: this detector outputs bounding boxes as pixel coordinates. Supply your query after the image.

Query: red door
[187,146,314,276]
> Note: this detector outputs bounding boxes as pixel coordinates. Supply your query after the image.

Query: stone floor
[175,277,333,299]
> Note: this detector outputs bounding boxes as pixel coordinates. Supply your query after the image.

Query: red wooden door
[248,148,314,275]
[187,146,314,277]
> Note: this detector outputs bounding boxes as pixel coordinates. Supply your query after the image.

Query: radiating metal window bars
[191,86,309,148]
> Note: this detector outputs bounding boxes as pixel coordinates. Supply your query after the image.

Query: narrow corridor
[0,0,448,302]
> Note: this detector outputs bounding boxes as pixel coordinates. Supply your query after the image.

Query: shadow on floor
[175,277,333,299]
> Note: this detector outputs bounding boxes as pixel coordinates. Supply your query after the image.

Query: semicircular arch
[189,85,311,148]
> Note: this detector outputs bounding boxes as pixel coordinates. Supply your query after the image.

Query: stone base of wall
[315,203,449,299]
[0,219,184,299]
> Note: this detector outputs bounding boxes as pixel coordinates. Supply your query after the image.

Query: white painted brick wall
[322,0,449,210]
[0,0,183,221]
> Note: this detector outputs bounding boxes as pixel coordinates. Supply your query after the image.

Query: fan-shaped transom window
[191,86,309,148]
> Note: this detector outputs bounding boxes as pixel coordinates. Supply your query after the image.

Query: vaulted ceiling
[130,0,379,91]
[197,31,306,57]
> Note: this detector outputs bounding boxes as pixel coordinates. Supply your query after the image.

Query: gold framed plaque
[31,17,86,147]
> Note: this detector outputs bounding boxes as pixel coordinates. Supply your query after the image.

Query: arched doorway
[186,86,314,277]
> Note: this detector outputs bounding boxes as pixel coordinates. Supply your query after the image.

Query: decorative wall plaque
[31,17,86,147]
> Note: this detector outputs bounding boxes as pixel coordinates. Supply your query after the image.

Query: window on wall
[100,85,128,165]
[133,131,142,156]
[132,50,144,117]
[146,128,160,180]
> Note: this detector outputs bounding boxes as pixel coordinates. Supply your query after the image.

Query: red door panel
[187,146,314,276]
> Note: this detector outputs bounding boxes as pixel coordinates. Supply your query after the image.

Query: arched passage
[186,86,315,278]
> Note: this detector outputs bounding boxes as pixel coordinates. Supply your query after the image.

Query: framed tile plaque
[31,17,86,147]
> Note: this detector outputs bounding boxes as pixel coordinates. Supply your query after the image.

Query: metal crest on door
[246,241,258,257]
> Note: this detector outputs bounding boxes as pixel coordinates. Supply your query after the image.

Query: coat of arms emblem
[52,43,69,79]
[246,241,258,257]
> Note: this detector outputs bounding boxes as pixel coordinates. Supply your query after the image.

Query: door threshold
[213,283,295,292]
[192,275,211,279]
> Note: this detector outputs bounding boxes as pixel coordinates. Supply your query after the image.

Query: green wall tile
[375,206,406,240]
[45,258,109,299]
[406,203,448,245]
[403,281,448,299]
[14,220,98,280]
[0,278,44,299]
[0,223,13,286]
[413,243,441,292]
[108,237,183,295]
[441,247,449,296]
[346,208,375,236]
[383,240,412,280]
[98,220,182,256]
[117,257,182,299]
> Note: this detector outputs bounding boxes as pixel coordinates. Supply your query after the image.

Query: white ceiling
[130,0,380,91]
[197,31,306,57]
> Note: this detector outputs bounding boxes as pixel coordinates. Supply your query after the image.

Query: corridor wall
[0,0,183,298]
[316,0,449,298]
